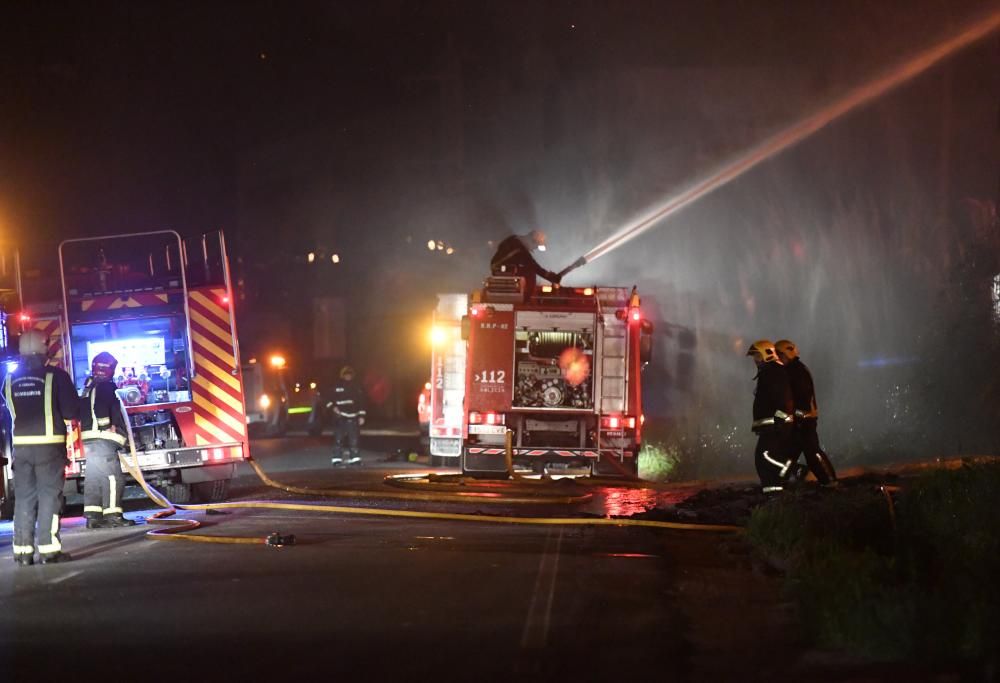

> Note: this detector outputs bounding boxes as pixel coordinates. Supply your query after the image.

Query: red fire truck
[461,276,652,478]
[428,293,468,467]
[1,230,248,516]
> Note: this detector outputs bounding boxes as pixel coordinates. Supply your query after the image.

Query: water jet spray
[557,9,1000,279]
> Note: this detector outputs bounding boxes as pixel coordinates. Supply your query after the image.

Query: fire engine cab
[0,230,248,516]
[462,276,652,478]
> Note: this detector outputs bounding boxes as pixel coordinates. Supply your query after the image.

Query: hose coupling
[266,532,297,547]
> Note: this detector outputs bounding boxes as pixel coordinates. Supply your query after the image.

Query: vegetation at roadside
[638,441,682,482]
[746,463,1000,669]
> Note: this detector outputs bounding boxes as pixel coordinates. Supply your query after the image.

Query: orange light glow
[558,347,591,387]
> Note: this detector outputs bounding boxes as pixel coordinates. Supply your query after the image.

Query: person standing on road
[330,365,365,466]
[5,331,80,565]
[746,340,796,495]
[80,351,136,529]
[774,339,837,487]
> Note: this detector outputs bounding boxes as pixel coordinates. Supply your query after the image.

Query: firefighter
[774,339,837,486]
[746,340,796,495]
[80,351,136,528]
[5,331,80,565]
[490,230,561,292]
[330,365,365,466]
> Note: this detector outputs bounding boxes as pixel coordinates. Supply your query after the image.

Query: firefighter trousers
[789,421,837,485]
[82,439,125,517]
[333,418,360,460]
[13,444,67,557]
[754,427,794,493]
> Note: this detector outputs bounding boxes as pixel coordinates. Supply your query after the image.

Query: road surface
[0,435,820,681]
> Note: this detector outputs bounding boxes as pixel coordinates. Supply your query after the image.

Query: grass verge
[745,463,1000,669]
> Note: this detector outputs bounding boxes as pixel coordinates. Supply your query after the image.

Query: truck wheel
[192,479,230,503]
[161,482,192,504]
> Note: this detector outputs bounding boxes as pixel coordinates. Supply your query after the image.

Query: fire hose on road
[115,420,742,546]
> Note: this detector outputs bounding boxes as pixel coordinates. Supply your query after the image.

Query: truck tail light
[601,415,635,429]
[469,411,505,425]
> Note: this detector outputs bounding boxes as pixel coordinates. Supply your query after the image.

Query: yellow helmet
[746,339,779,364]
[775,339,798,362]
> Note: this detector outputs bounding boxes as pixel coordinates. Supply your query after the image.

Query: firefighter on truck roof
[5,331,80,566]
[490,230,562,293]
[80,351,136,528]
[330,365,365,466]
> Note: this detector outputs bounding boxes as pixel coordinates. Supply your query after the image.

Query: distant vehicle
[428,293,468,467]
[1,230,250,516]
[242,354,290,437]
[462,279,651,478]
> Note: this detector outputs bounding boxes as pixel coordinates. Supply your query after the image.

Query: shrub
[637,441,681,482]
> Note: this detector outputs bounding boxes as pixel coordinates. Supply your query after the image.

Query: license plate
[469,425,507,435]
[120,453,167,471]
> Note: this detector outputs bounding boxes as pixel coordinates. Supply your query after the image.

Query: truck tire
[192,479,230,503]
[161,482,192,504]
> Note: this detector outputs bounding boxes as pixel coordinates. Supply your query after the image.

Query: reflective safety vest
[4,369,68,446]
[80,382,128,446]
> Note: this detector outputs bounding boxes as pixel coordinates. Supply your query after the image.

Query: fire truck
[0,230,249,517]
[461,276,652,478]
[427,293,468,466]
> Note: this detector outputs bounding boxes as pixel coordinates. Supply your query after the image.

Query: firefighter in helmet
[746,340,796,495]
[330,365,365,466]
[774,339,837,486]
[5,331,80,565]
[80,351,136,528]
[490,230,561,293]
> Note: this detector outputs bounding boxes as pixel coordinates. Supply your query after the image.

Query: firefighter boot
[40,552,72,564]
[14,553,34,567]
[331,456,344,466]
[346,455,362,466]
[102,513,136,528]
[85,513,107,529]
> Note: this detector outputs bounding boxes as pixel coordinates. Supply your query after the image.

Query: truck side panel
[188,286,249,447]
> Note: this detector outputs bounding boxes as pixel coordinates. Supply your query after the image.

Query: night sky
[2,1,998,466]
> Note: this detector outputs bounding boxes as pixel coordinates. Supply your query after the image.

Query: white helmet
[18,330,47,357]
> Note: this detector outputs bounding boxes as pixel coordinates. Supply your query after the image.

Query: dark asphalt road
[0,436,799,681]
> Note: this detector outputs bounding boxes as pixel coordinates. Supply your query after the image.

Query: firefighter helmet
[775,339,799,362]
[529,229,546,250]
[340,365,355,380]
[746,340,779,364]
[91,351,119,381]
[18,330,47,357]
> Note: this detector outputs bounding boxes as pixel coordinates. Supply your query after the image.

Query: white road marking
[47,570,84,584]
[520,527,563,650]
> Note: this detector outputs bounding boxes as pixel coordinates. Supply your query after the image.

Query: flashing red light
[470,306,482,317]
[630,309,641,322]
[221,295,230,305]
[469,411,504,426]
[18,313,31,323]
[601,415,636,430]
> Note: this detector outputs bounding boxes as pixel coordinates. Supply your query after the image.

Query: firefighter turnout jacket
[783,357,819,420]
[4,358,79,445]
[330,379,366,420]
[80,379,128,446]
[751,362,795,432]
[490,235,560,283]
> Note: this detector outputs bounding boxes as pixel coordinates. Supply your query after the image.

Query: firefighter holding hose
[5,331,80,565]
[774,339,837,487]
[80,351,136,528]
[490,230,562,294]
[746,340,796,495]
[330,365,365,466]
